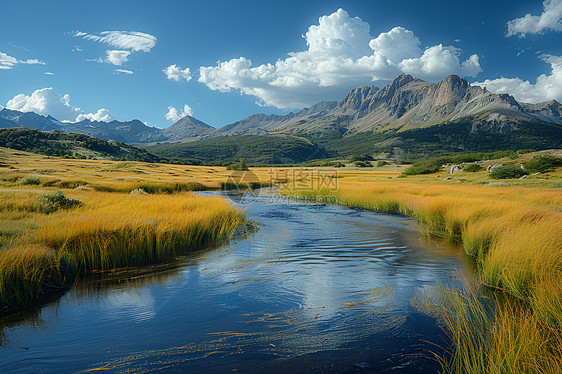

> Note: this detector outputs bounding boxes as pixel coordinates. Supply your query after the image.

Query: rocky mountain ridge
[1,74,561,144]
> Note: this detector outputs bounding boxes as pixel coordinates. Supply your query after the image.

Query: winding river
[0,193,476,373]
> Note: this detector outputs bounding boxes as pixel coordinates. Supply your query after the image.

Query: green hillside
[323,119,562,162]
[0,128,165,163]
[147,135,334,165]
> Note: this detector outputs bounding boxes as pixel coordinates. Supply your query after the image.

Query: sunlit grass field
[1,146,562,372]
[0,148,245,312]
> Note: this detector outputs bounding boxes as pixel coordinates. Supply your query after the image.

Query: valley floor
[1,147,561,372]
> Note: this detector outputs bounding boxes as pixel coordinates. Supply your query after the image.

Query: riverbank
[0,189,244,313]
[291,172,562,372]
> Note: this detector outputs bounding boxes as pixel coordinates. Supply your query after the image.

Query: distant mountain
[0,108,62,131]
[161,115,215,142]
[63,119,164,144]
[0,109,217,144]
[2,74,561,163]
[214,74,562,139]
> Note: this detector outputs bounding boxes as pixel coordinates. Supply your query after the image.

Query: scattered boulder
[443,177,452,180]
[450,165,461,174]
[487,164,503,173]
[130,188,148,195]
[519,175,527,180]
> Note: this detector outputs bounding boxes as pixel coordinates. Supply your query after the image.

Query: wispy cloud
[73,30,157,52]
[114,69,134,75]
[0,50,45,70]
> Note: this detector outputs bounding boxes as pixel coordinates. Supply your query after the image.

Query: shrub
[36,191,81,214]
[524,154,562,173]
[489,164,528,179]
[349,154,374,162]
[463,164,482,172]
[377,160,388,167]
[354,161,372,167]
[226,158,249,171]
[16,176,41,185]
[403,159,443,175]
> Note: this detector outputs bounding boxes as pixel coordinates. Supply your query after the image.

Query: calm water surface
[0,194,474,373]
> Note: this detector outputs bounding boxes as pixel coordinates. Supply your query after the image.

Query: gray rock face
[213,73,562,137]
[488,164,504,172]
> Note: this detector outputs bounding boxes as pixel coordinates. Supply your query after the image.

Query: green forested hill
[0,128,164,163]
[146,135,334,165]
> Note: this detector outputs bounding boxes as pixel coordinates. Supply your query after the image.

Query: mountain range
[1,74,561,161]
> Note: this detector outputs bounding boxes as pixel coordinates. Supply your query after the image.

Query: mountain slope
[161,115,215,142]
[0,108,62,131]
[63,119,164,143]
[214,74,562,139]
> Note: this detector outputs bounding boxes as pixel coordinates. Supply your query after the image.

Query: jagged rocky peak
[339,86,379,113]
[432,75,472,106]
[377,74,415,98]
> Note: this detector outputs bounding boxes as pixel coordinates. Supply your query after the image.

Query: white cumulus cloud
[76,108,113,122]
[474,54,562,104]
[507,0,562,37]
[105,50,131,66]
[165,105,193,122]
[399,45,481,81]
[163,64,192,82]
[0,50,45,70]
[198,8,481,108]
[369,27,422,64]
[5,88,113,122]
[74,31,157,52]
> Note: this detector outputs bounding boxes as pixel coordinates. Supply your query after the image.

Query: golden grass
[35,192,244,270]
[414,285,562,374]
[0,148,247,311]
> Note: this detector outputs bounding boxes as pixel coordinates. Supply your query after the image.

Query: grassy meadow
[1,146,562,372]
[0,147,244,312]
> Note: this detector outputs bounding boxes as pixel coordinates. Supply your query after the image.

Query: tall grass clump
[0,245,73,312]
[414,286,562,374]
[35,192,244,271]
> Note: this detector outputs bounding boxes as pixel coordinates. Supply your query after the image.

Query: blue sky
[0,0,561,128]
